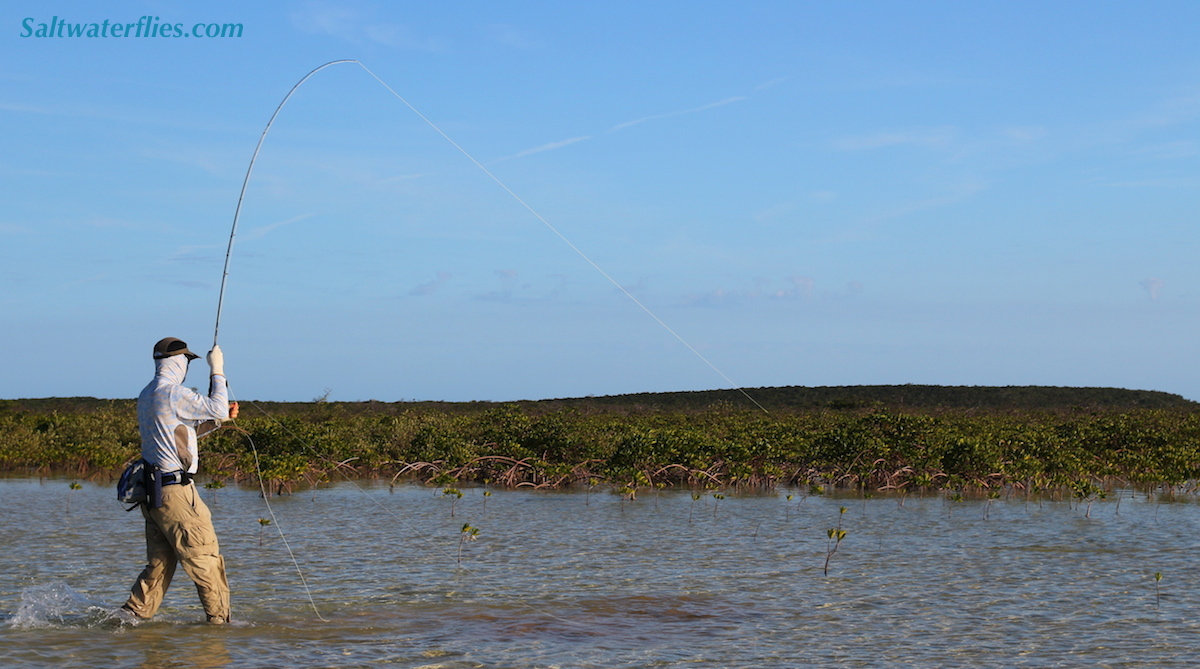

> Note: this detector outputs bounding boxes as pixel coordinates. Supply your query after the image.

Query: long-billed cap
[153,337,200,360]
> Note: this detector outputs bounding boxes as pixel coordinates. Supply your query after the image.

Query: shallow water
[3,478,1199,667]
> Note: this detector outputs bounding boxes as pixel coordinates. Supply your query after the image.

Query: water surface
[3,478,1199,667]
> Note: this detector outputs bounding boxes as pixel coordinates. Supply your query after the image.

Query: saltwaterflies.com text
[20,16,243,39]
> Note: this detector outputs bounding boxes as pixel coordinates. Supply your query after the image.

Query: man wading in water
[121,337,238,624]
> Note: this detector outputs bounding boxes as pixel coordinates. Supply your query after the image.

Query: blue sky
[3,2,1198,402]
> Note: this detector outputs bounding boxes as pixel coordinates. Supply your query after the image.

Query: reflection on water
[3,478,1200,667]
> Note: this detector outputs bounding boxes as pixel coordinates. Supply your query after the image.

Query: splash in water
[9,583,139,630]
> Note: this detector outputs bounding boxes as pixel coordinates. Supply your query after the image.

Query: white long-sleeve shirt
[137,354,228,474]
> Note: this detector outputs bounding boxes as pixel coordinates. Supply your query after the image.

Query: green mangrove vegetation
[4,386,1200,495]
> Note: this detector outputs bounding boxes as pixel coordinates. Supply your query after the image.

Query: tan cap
[153,337,200,360]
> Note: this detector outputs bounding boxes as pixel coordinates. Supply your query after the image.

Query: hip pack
[117,458,160,510]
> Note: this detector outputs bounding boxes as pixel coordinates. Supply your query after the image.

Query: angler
[119,337,239,624]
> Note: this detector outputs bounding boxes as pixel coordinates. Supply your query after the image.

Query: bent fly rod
[209,58,769,624]
[210,59,766,412]
[212,59,358,349]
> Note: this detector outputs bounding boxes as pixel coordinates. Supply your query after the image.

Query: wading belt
[160,471,193,486]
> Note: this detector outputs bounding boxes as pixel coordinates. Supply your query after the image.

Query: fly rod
[211,59,766,412]
[212,59,359,349]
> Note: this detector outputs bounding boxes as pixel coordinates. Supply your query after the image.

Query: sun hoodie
[137,353,229,475]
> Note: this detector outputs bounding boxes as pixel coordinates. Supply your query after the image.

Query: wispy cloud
[484,23,538,49]
[493,84,763,163]
[82,217,141,230]
[475,269,521,302]
[291,2,445,51]
[1133,89,1200,129]
[64,273,110,287]
[753,202,798,222]
[837,73,981,93]
[137,147,232,177]
[610,96,747,132]
[778,276,815,299]
[682,275,852,307]
[472,269,574,303]
[364,23,446,51]
[1003,126,1048,143]
[0,102,55,115]
[378,173,424,184]
[495,135,593,162]
[166,279,210,290]
[410,271,451,296]
[1141,277,1165,301]
[243,213,317,242]
[829,127,958,151]
[165,244,221,264]
[1101,176,1200,189]
[828,181,986,243]
[0,100,194,128]
[753,77,789,92]
[162,215,314,264]
[291,3,365,38]
[0,165,58,178]
[753,193,838,222]
[518,135,592,157]
[1131,140,1200,161]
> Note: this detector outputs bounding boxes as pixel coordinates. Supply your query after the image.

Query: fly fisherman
[121,337,238,624]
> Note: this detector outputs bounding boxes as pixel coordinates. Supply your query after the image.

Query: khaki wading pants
[124,482,230,623]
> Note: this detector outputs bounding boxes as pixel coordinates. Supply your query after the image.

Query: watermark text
[20,16,243,39]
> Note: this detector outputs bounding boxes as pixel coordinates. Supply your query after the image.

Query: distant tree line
[4,384,1192,416]
[3,386,1199,494]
